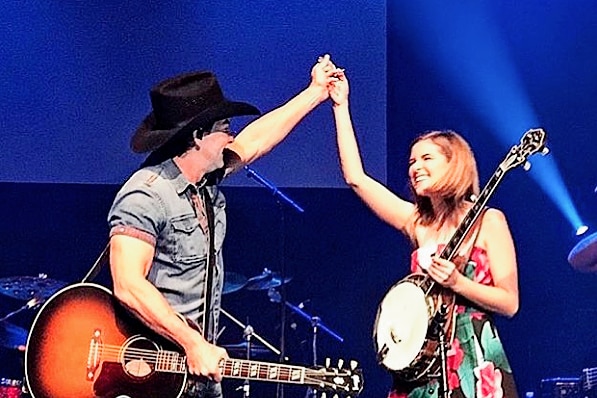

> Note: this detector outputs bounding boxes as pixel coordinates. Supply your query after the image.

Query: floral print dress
[389,246,518,398]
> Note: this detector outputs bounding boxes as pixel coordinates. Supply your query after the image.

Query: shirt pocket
[170,214,207,264]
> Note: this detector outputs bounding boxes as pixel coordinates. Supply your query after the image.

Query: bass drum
[373,273,454,382]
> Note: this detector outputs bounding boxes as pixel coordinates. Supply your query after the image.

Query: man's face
[196,119,233,172]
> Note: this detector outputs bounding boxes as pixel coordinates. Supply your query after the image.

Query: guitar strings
[91,343,350,389]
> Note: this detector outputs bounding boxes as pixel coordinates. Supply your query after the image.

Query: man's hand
[186,337,228,382]
[310,53,342,102]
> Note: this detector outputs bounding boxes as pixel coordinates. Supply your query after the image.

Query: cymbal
[0,321,27,350]
[0,275,67,301]
[569,232,597,272]
[222,341,271,357]
[223,272,247,295]
[245,269,292,291]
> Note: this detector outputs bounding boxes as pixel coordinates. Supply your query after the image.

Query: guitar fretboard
[222,359,306,384]
[153,352,307,384]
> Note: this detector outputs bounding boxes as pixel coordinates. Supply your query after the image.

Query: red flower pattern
[399,246,511,398]
[388,390,409,398]
[474,361,504,398]
[470,248,493,285]
[446,337,465,389]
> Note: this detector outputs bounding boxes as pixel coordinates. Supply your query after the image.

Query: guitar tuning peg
[541,146,550,156]
[325,357,331,367]
[337,359,344,369]
[523,161,531,171]
[333,394,339,398]
[320,392,327,398]
[350,360,358,370]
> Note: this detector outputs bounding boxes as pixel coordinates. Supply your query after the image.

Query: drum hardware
[0,274,67,301]
[220,308,284,398]
[222,341,271,357]
[568,232,597,272]
[267,288,344,398]
[223,272,249,295]
[0,274,65,352]
[243,165,304,398]
[581,367,597,396]
[0,377,24,398]
[540,377,581,398]
[0,321,27,351]
[245,268,292,291]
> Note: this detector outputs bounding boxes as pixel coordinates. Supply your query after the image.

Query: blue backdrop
[0,0,386,187]
[2,1,597,397]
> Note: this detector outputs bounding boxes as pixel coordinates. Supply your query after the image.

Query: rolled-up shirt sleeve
[108,183,165,247]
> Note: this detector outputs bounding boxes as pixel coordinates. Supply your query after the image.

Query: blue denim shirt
[108,159,226,340]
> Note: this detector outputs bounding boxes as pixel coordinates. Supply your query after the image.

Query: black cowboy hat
[131,70,260,153]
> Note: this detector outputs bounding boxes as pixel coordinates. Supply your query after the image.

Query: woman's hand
[328,68,348,106]
[427,257,462,288]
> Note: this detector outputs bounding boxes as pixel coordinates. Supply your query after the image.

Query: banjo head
[374,278,430,371]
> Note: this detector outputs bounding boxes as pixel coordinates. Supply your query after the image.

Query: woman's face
[408,139,450,196]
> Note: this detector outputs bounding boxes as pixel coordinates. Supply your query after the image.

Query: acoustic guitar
[25,283,363,398]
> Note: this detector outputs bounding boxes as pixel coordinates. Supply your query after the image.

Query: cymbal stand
[220,308,282,357]
[241,322,254,397]
[0,296,43,323]
[221,308,285,397]
[243,165,304,398]
[268,289,344,398]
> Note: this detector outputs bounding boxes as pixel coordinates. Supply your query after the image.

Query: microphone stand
[243,166,305,214]
[243,165,304,398]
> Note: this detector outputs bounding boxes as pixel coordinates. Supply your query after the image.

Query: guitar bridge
[86,328,102,381]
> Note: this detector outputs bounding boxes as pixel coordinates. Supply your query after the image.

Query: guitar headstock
[500,128,548,172]
[306,358,364,397]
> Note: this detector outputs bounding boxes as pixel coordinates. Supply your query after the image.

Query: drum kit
[220,268,344,398]
[568,232,597,272]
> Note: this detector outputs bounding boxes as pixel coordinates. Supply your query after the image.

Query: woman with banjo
[327,68,520,398]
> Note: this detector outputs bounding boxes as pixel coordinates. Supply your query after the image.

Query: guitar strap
[199,186,217,344]
[80,243,109,283]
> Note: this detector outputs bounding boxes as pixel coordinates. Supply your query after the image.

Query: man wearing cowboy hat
[107,54,341,397]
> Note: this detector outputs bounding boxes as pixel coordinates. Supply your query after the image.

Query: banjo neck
[425,128,548,289]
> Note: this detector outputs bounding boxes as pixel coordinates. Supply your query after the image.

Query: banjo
[373,128,548,382]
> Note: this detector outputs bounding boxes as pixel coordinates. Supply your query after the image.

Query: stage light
[392,1,584,235]
[576,225,589,236]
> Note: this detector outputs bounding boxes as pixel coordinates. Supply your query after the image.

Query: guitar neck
[155,352,315,385]
[222,358,310,385]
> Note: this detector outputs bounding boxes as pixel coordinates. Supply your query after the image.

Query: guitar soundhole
[121,336,158,378]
